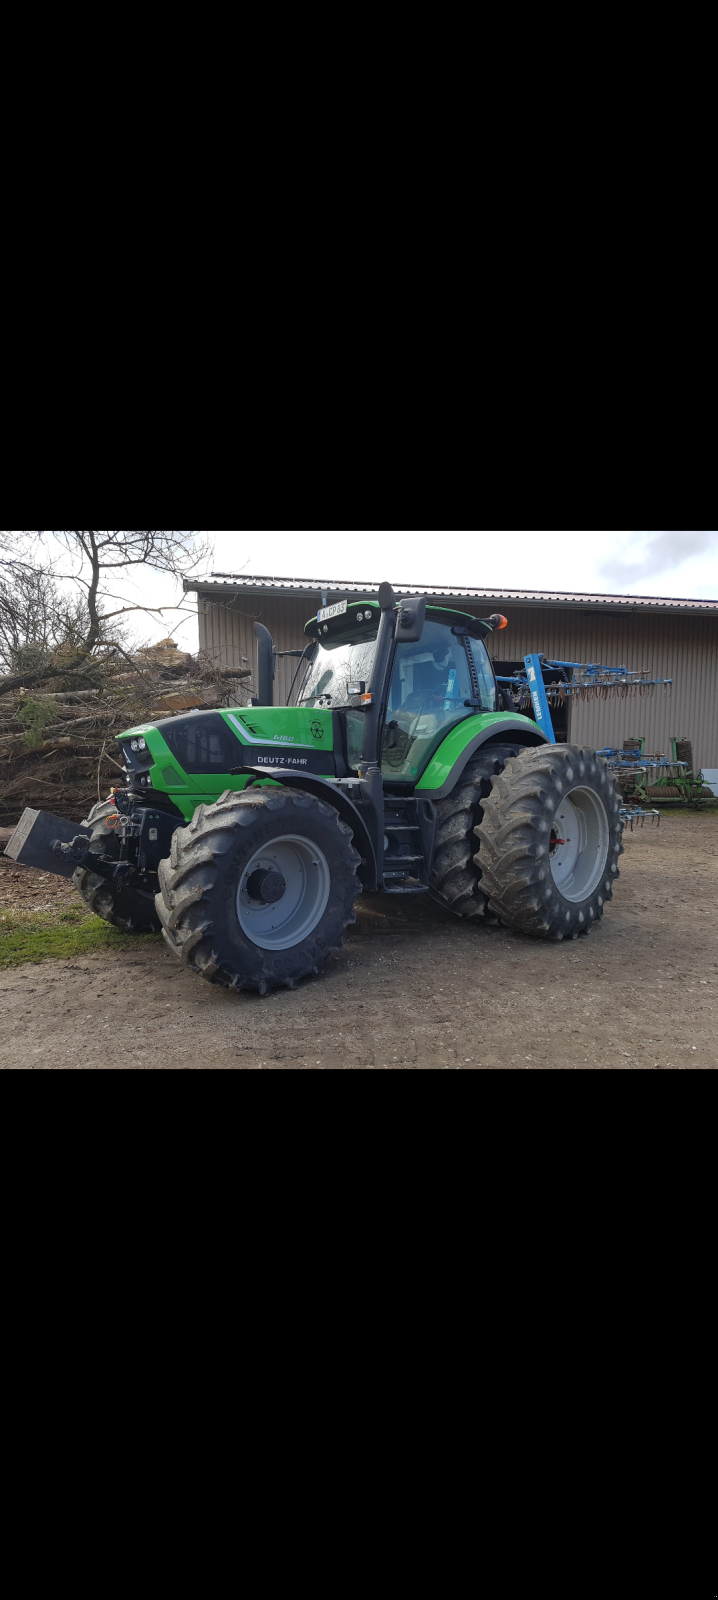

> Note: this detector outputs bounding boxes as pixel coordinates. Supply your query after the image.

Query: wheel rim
[236,835,331,950]
[549,786,609,902]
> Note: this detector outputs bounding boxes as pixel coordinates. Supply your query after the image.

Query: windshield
[293,634,378,708]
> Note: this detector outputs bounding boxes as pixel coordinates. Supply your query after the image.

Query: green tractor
[7,584,624,993]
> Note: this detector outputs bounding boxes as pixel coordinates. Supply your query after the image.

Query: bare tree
[0,566,88,676]
[0,530,209,697]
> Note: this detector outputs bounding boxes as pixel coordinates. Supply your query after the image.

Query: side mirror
[395,595,426,643]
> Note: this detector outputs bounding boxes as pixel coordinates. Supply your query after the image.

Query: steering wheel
[399,692,434,714]
[399,690,462,718]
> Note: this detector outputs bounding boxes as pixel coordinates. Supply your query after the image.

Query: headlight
[130,737,147,751]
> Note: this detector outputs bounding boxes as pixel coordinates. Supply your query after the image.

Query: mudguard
[417,717,549,799]
[230,766,379,890]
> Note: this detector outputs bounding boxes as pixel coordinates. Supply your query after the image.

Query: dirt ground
[1,812,716,1069]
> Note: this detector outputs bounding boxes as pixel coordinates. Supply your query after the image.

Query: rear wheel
[73,800,160,933]
[155,787,362,994]
[474,745,623,938]
[429,745,521,921]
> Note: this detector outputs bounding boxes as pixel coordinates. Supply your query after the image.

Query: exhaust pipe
[253,622,275,706]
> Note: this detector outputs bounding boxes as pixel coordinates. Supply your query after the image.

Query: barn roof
[184,574,718,616]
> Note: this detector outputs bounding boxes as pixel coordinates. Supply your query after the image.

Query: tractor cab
[294,592,500,784]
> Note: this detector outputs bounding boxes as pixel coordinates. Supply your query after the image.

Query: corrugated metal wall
[197,594,718,771]
[198,590,320,709]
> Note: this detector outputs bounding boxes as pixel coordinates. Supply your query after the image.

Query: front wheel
[474,745,624,939]
[73,800,161,933]
[155,787,362,994]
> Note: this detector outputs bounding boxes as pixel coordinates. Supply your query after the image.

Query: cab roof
[304,599,492,644]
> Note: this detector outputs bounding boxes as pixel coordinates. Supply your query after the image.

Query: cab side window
[382,621,473,778]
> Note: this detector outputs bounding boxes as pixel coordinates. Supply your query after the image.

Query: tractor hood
[116,706,337,799]
[221,705,334,756]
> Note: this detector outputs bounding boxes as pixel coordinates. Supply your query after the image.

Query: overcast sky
[108,529,718,654]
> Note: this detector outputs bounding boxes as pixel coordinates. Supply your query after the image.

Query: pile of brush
[0,639,252,827]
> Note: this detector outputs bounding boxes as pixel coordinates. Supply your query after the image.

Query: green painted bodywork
[119,706,333,750]
[416,712,540,792]
[117,703,539,821]
[117,706,336,822]
[220,705,334,749]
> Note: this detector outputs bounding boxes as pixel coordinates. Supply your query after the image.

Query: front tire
[74,800,161,933]
[474,745,624,939]
[155,787,362,994]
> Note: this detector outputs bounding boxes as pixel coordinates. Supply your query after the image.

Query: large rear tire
[73,800,161,933]
[474,745,623,939]
[429,745,521,921]
[155,787,361,994]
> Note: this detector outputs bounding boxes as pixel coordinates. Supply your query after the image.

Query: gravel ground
[1,812,716,1069]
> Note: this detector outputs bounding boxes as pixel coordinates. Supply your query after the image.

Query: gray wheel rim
[236,835,331,950]
[549,786,609,902]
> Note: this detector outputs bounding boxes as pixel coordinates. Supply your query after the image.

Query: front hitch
[5,802,181,885]
[52,834,93,866]
[50,835,135,883]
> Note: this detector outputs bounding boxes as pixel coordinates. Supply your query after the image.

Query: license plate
[317,599,347,623]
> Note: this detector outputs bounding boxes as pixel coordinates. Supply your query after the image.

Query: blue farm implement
[496,655,673,744]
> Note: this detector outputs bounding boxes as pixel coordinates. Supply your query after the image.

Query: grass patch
[0,905,162,968]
